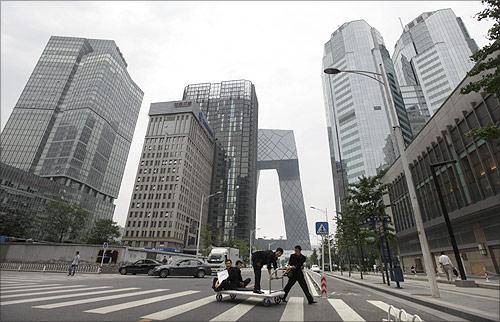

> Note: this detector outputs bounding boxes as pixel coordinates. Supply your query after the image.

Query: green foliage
[461,0,499,95]
[200,226,213,257]
[0,206,37,238]
[466,123,500,141]
[87,219,121,245]
[43,200,89,243]
[308,248,318,266]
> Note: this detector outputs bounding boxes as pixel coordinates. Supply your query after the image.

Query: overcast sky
[1,1,493,247]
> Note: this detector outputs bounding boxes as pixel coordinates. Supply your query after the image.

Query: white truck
[207,247,240,273]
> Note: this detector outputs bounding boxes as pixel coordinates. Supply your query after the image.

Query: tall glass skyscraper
[392,8,478,117]
[322,20,412,209]
[1,36,143,220]
[183,80,258,244]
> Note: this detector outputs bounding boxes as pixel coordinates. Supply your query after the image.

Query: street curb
[328,273,498,322]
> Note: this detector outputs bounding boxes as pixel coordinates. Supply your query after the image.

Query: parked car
[311,264,321,273]
[119,259,162,275]
[152,258,212,278]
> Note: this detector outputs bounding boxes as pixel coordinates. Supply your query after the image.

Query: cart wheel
[216,293,222,302]
[274,296,282,304]
[263,298,271,307]
[230,294,237,300]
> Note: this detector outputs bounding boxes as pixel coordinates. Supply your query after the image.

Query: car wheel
[197,270,205,278]
[148,268,155,276]
[159,269,169,278]
[119,268,127,275]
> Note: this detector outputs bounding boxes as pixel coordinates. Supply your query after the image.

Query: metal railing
[0,262,100,273]
[383,305,423,322]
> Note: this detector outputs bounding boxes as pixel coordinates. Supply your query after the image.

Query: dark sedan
[119,259,162,275]
[152,259,212,278]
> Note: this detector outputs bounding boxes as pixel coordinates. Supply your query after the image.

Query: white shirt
[438,254,451,266]
[71,254,80,265]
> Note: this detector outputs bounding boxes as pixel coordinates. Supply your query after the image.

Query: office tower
[0,36,143,220]
[322,20,412,209]
[123,101,214,249]
[183,80,258,244]
[393,8,478,117]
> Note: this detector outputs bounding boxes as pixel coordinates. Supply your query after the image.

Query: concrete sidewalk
[324,271,499,322]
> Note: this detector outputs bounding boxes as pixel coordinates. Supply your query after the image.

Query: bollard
[321,274,327,298]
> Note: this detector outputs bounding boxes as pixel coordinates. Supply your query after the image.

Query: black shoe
[253,290,264,294]
[281,298,287,303]
[308,300,317,304]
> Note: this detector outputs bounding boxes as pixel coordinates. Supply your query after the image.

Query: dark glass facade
[384,80,500,275]
[183,80,258,244]
[1,36,143,221]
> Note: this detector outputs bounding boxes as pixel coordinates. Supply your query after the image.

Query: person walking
[410,265,416,275]
[251,248,283,294]
[281,245,316,304]
[162,256,168,265]
[438,252,453,282]
[68,251,80,276]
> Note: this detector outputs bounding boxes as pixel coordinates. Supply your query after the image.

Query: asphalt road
[0,270,466,321]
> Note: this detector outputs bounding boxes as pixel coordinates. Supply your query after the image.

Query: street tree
[0,206,37,239]
[461,0,500,141]
[87,219,121,245]
[308,248,318,266]
[43,200,89,243]
[200,226,213,257]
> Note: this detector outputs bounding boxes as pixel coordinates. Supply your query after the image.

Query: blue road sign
[315,222,329,235]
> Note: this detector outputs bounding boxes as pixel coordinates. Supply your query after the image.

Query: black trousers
[253,265,262,290]
[283,272,314,303]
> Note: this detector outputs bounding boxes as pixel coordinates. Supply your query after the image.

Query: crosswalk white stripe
[1,284,61,290]
[1,285,88,294]
[85,290,198,314]
[209,296,260,321]
[0,281,22,284]
[328,299,365,322]
[0,287,139,306]
[367,300,399,320]
[280,297,304,322]
[142,295,216,320]
[1,280,43,284]
[2,286,109,298]
[33,289,168,309]
[305,272,319,297]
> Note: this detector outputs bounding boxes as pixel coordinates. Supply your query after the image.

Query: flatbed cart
[215,271,286,307]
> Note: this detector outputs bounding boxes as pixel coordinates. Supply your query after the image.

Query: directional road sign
[315,222,329,235]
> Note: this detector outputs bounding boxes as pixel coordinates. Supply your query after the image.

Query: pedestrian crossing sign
[315,222,329,235]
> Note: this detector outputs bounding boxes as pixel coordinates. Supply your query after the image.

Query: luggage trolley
[215,271,286,307]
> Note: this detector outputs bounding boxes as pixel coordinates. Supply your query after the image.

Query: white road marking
[86,290,198,314]
[2,286,108,298]
[1,287,139,306]
[210,297,260,321]
[1,284,61,290]
[1,285,88,294]
[142,295,216,320]
[305,273,319,297]
[328,299,365,322]
[33,289,168,309]
[280,297,304,322]
[367,300,406,320]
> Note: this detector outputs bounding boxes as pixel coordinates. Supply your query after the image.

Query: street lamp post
[430,160,467,281]
[311,206,333,272]
[324,66,440,297]
[196,191,222,258]
[249,228,260,263]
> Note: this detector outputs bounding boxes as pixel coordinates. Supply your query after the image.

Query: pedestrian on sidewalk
[410,265,416,275]
[162,256,168,265]
[438,252,453,282]
[68,251,80,276]
[281,245,316,304]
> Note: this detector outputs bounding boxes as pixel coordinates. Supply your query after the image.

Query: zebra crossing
[0,277,430,321]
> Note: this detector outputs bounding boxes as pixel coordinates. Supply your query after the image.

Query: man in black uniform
[282,245,316,304]
[251,247,284,294]
[235,260,251,288]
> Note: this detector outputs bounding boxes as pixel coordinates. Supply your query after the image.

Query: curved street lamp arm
[342,70,385,85]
